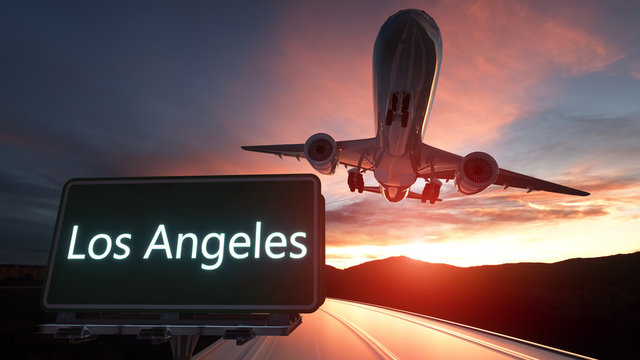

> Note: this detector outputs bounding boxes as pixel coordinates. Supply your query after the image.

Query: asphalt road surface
[194,298,594,359]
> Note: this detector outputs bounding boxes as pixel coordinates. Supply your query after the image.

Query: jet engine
[304,133,338,175]
[455,152,499,195]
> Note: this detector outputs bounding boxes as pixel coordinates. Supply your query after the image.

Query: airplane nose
[384,10,418,32]
[385,9,431,30]
[381,9,441,43]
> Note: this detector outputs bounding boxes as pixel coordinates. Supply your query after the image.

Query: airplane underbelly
[388,121,410,156]
[374,153,417,188]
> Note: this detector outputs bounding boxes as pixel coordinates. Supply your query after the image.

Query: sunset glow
[1,1,639,268]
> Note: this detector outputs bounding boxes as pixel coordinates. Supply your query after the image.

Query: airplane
[242,9,589,203]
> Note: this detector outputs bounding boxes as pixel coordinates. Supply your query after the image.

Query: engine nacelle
[455,151,499,195]
[304,133,338,175]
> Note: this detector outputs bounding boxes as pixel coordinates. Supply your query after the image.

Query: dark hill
[326,252,640,359]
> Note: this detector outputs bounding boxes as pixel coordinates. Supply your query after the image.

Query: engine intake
[304,133,338,175]
[455,152,499,195]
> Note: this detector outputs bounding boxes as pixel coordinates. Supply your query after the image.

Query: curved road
[194,298,594,359]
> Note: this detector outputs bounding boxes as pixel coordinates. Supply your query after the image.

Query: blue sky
[2,0,640,267]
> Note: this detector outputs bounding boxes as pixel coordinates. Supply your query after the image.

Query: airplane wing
[242,137,378,171]
[241,144,306,160]
[419,143,590,196]
[242,140,588,197]
[493,168,590,196]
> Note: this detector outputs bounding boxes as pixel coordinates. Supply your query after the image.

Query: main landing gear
[347,168,364,193]
[421,179,442,204]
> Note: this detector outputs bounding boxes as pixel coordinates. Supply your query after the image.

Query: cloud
[631,58,640,80]
[231,1,378,144]
[489,111,640,186]
[2,1,639,268]
[324,161,640,256]
[423,0,625,150]
[0,165,60,265]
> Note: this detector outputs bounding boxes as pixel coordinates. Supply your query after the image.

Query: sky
[1,0,639,269]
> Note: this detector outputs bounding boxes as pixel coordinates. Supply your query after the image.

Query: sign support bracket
[40,312,302,359]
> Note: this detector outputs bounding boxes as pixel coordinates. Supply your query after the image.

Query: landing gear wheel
[430,182,441,204]
[421,181,442,204]
[401,93,410,127]
[421,183,432,203]
[386,109,394,126]
[356,173,364,193]
[401,93,410,112]
[348,169,364,193]
[348,171,356,192]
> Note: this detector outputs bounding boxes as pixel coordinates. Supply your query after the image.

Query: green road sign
[42,174,324,312]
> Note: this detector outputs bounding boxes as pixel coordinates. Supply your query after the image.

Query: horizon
[325,250,640,269]
[4,248,638,271]
[2,1,640,269]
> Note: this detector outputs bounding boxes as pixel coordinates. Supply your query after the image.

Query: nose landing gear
[386,92,411,127]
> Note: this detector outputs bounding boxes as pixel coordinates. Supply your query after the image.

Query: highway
[194,298,595,359]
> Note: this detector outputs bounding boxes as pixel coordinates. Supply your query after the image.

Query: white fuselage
[371,10,442,202]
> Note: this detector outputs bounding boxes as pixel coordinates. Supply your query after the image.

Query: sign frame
[41,174,325,313]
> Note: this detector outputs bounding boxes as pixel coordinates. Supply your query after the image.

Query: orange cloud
[422,0,624,150]
[323,166,640,268]
[260,11,374,140]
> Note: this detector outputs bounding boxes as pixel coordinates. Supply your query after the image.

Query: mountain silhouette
[326,252,640,359]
